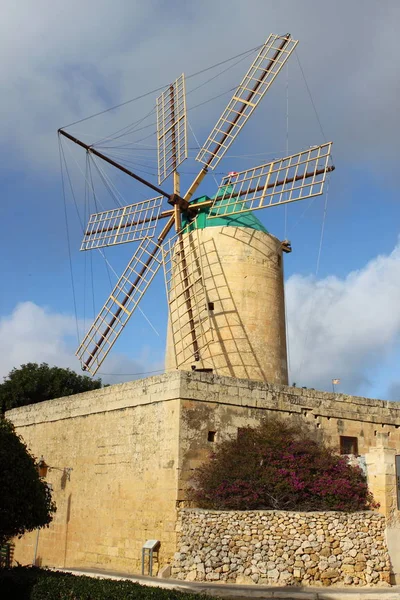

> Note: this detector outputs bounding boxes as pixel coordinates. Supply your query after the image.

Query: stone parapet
[8,370,400,429]
[178,371,400,425]
[7,372,182,427]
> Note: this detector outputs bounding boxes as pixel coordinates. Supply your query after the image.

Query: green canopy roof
[182,185,268,233]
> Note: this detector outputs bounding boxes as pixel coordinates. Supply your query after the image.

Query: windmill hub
[167,193,188,211]
[168,193,197,220]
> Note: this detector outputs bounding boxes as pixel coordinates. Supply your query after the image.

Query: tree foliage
[0,419,56,546]
[0,362,101,412]
[190,417,378,512]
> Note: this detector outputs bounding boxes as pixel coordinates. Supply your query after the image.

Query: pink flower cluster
[190,420,378,512]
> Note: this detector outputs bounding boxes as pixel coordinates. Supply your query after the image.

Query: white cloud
[0,302,77,376]
[1,1,399,175]
[3,234,400,397]
[0,301,159,385]
[286,242,400,395]
[1,1,399,396]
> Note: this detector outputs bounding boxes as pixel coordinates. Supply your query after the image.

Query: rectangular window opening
[340,435,358,455]
[208,431,216,443]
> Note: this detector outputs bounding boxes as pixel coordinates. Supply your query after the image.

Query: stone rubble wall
[172,509,391,587]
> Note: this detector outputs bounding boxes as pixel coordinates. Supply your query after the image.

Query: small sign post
[141,540,160,576]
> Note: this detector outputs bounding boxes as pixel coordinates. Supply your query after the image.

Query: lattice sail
[76,237,163,375]
[162,228,213,368]
[208,143,333,218]
[196,34,298,170]
[81,197,163,251]
[156,73,187,184]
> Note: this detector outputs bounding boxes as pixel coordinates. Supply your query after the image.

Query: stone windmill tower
[59,33,334,384]
[164,195,290,384]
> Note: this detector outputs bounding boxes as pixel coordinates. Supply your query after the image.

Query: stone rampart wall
[172,509,391,587]
[6,374,183,572]
[7,371,400,579]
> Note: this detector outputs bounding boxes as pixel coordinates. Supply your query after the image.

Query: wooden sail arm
[83,165,334,239]
[230,165,336,199]
[80,214,175,372]
[205,35,292,169]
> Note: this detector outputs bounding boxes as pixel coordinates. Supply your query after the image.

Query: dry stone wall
[172,509,391,587]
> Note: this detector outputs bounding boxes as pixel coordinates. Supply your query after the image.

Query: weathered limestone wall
[177,373,400,514]
[172,509,391,587]
[7,373,182,573]
[176,372,400,581]
[6,371,400,581]
[165,226,288,384]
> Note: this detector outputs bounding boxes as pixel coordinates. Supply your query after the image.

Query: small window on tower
[208,431,216,443]
[340,436,358,455]
[208,301,215,311]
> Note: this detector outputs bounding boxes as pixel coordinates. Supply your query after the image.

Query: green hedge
[0,568,216,600]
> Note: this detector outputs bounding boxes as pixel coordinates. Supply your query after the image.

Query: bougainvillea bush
[189,417,378,512]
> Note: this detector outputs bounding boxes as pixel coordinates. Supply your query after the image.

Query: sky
[1,0,399,399]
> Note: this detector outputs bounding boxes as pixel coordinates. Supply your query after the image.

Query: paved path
[60,567,400,600]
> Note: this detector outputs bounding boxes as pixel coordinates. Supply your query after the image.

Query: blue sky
[1,0,399,399]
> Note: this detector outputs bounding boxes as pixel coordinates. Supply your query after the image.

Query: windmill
[59,33,334,382]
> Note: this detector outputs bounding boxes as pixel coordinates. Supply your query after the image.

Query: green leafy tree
[0,418,56,546]
[0,363,101,413]
[190,416,378,512]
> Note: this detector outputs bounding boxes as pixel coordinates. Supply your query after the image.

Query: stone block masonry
[6,370,400,581]
[172,509,391,587]
[6,373,183,573]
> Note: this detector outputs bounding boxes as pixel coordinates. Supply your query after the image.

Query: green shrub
[189,416,378,512]
[0,419,56,546]
[0,567,217,600]
[1,362,102,412]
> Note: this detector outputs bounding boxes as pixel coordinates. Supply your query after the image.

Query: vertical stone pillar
[365,442,399,583]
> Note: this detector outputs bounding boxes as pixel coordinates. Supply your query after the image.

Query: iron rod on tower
[58,129,170,199]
